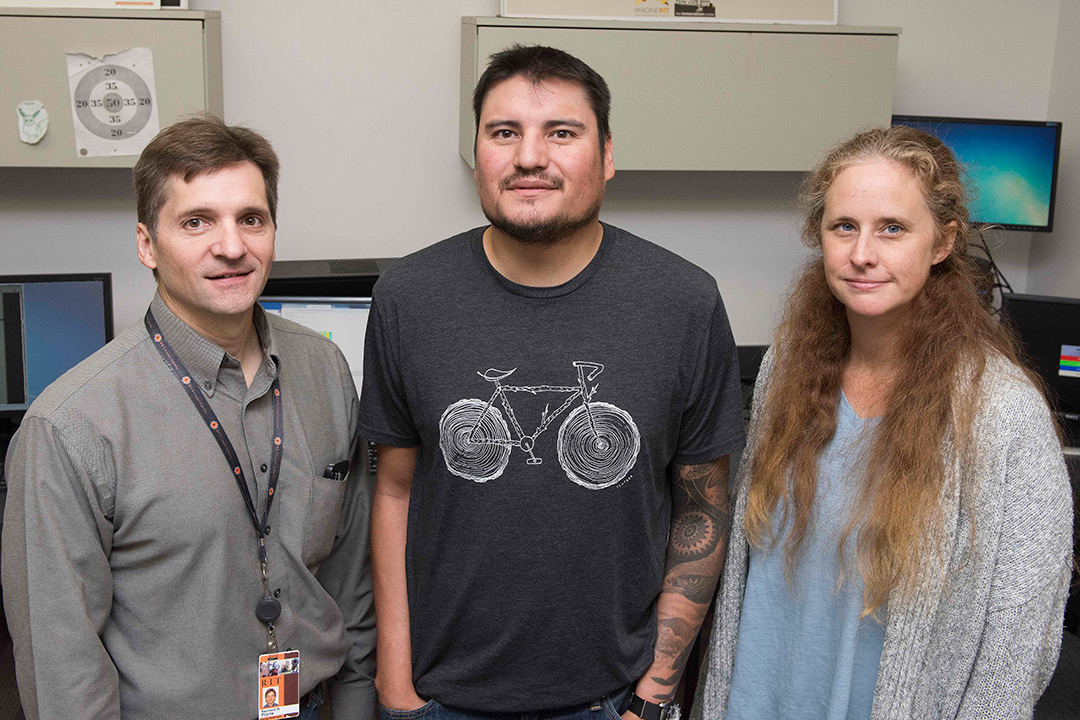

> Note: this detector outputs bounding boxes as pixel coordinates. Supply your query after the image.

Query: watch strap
[627,693,669,720]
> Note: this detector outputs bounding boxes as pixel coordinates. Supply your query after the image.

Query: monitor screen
[999,293,1080,438]
[0,274,113,417]
[891,116,1062,232]
[259,296,370,391]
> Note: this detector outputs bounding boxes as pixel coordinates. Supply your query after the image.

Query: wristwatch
[627,693,674,720]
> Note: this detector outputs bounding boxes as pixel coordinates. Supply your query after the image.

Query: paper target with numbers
[66,47,160,157]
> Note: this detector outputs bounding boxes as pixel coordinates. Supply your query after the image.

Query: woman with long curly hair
[697,126,1073,719]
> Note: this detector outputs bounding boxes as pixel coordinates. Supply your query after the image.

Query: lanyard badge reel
[146,310,284,651]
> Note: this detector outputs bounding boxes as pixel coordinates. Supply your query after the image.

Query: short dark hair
[133,114,279,236]
[472,44,612,151]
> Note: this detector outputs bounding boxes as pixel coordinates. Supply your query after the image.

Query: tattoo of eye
[671,510,718,559]
[664,572,715,604]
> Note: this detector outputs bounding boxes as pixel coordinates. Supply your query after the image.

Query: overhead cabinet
[0,8,222,168]
[461,17,900,171]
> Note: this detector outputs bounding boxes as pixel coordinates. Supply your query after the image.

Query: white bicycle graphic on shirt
[438,361,640,490]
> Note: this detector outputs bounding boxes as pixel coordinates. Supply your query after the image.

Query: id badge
[258,651,301,719]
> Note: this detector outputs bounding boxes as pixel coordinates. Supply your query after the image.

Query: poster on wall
[501,0,837,24]
[66,47,160,158]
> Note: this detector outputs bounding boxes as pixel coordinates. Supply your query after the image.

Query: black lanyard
[146,309,285,650]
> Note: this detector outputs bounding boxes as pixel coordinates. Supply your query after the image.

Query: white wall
[841,0,1062,308]
[0,167,151,333]
[0,1,1066,342]
[1028,1,1080,297]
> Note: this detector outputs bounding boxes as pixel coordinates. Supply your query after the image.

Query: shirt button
[202,381,211,390]
[260,463,268,473]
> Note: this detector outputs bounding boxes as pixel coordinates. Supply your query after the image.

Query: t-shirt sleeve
[673,290,746,465]
[357,291,420,447]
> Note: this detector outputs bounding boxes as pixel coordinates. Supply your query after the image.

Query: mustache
[499,171,564,191]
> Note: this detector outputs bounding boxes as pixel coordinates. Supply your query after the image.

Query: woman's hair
[745,126,1038,616]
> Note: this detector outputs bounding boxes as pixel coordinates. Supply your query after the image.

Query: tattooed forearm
[663,572,716,605]
[650,617,698,691]
[668,459,732,568]
[670,508,719,562]
[649,646,696,692]
[633,456,731,704]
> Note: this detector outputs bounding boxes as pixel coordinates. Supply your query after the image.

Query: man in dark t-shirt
[360,45,744,720]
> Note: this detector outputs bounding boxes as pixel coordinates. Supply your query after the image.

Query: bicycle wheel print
[439,399,512,482]
[557,402,640,490]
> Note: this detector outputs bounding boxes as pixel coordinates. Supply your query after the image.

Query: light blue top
[726,393,886,720]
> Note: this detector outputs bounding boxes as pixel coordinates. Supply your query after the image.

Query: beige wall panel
[0,12,218,167]
[463,21,897,171]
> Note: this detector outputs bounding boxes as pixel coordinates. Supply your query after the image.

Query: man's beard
[481,172,604,246]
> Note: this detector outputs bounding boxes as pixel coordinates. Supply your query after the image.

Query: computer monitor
[999,292,1080,445]
[259,257,394,386]
[259,297,371,391]
[260,256,394,476]
[891,115,1062,232]
[0,273,114,419]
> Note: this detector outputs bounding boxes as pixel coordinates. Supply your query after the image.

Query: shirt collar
[148,292,279,397]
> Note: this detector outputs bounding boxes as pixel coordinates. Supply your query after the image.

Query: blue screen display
[892,117,1060,230]
[1,277,110,412]
[23,281,109,403]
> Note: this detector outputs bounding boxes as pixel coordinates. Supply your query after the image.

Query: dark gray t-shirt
[359,223,744,712]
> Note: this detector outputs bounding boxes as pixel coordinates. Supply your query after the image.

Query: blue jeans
[296,686,322,720]
[379,685,633,720]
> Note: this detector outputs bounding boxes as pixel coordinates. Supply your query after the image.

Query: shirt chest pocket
[302,473,348,566]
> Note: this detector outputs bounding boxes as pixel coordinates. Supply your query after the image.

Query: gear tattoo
[671,509,717,559]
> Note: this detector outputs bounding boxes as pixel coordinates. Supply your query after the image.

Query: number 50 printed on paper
[66,47,160,158]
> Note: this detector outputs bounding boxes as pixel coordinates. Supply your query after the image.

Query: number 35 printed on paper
[66,47,160,157]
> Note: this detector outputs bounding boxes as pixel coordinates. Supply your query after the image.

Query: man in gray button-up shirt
[2,116,375,720]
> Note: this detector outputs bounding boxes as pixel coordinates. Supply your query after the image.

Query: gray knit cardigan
[696,348,1074,720]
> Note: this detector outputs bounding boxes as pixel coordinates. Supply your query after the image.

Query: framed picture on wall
[500,0,837,24]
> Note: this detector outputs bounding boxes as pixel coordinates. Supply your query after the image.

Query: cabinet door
[1,15,206,167]
[464,25,897,171]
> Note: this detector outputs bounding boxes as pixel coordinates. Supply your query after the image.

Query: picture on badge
[258,650,300,719]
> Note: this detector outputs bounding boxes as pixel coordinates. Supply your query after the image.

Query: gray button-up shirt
[2,294,375,720]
